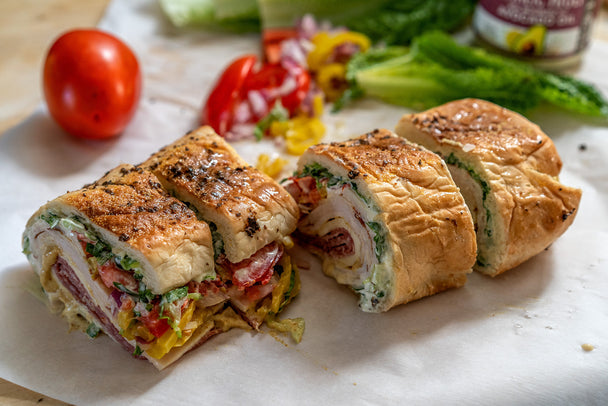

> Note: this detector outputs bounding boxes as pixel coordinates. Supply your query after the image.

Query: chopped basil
[86,323,101,338]
[209,222,225,259]
[40,213,60,228]
[133,345,143,356]
[299,163,372,205]
[113,282,137,296]
[445,153,493,239]
[366,221,386,261]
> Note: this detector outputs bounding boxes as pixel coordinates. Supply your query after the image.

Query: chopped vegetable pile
[160,0,608,168]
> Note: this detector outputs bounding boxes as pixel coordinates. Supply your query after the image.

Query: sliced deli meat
[23,136,303,369]
[22,164,230,369]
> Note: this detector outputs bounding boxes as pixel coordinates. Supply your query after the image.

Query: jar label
[474,0,599,58]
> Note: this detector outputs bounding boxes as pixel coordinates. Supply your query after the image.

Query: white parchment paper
[1,1,607,404]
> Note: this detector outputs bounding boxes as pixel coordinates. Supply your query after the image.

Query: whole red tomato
[43,29,141,140]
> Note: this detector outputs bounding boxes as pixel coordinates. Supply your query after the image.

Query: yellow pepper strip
[145,301,198,359]
[316,63,347,101]
[269,94,325,156]
[285,116,325,155]
[270,258,295,314]
[307,31,371,71]
[256,153,289,178]
[117,309,156,343]
[268,116,324,156]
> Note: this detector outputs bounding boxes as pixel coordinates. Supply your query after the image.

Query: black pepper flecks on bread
[284,129,476,312]
[395,98,582,276]
[142,126,299,264]
[22,164,225,370]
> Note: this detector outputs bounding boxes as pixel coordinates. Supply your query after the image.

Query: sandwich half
[283,129,477,312]
[22,164,242,370]
[141,126,301,329]
[395,98,582,276]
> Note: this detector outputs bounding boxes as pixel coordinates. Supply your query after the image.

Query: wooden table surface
[1,1,607,405]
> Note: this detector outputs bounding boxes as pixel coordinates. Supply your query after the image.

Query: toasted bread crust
[397,98,562,175]
[299,129,476,310]
[395,98,582,276]
[62,164,212,260]
[48,164,215,293]
[142,126,299,263]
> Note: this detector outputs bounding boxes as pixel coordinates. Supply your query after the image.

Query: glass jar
[473,0,601,71]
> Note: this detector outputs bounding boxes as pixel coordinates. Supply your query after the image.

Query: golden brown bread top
[395,98,582,276]
[298,129,476,309]
[304,128,452,188]
[398,98,562,176]
[142,126,299,262]
[145,128,283,219]
[60,164,211,258]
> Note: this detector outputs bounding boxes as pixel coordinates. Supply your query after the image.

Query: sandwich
[22,127,303,370]
[141,126,301,329]
[22,164,231,370]
[395,98,582,276]
[282,128,477,312]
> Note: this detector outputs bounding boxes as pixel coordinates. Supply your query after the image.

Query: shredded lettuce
[86,323,101,338]
[299,163,370,205]
[40,213,60,228]
[265,315,305,343]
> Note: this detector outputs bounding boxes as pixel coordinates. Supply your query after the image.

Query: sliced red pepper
[200,54,258,135]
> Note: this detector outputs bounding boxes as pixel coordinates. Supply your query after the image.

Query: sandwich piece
[283,129,477,312]
[141,126,301,329]
[395,98,582,276]
[22,164,248,370]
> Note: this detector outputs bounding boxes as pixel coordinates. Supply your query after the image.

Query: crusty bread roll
[25,164,215,294]
[395,98,582,276]
[23,133,304,369]
[142,126,299,264]
[22,164,227,370]
[285,129,477,312]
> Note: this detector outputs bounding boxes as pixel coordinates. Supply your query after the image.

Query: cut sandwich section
[284,129,477,312]
[22,164,242,370]
[395,98,582,276]
[141,126,302,330]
